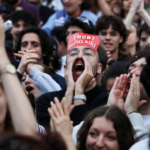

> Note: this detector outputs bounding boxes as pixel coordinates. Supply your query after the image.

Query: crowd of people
[0,0,150,149]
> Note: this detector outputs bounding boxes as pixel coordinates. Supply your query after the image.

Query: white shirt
[130,138,149,150]
[56,55,66,77]
[142,115,150,128]
[42,0,64,11]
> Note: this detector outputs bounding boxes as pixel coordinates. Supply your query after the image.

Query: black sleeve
[16,71,23,82]
[70,104,88,126]
[36,94,51,127]
[36,89,66,127]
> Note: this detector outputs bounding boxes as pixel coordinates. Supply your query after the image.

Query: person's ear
[60,41,66,48]
[97,63,102,74]
[119,36,123,43]
[79,0,83,5]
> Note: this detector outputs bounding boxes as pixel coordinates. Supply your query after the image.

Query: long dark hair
[77,106,135,150]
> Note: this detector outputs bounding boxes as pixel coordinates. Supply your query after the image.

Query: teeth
[76,63,83,66]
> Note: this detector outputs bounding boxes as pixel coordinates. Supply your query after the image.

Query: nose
[129,68,140,78]
[106,34,110,40]
[27,43,32,50]
[19,26,24,32]
[25,75,31,85]
[95,136,105,148]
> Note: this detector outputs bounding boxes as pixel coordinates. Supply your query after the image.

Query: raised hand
[125,74,147,114]
[131,0,143,10]
[75,57,94,95]
[48,97,73,138]
[15,49,40,75]
[64,56,77,107]
[107,74,128,111]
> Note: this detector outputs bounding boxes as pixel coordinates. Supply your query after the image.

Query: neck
[68,8,82,17]
[111,49,119,61]
[138,103,150,115]
[0,122,5,135]
[85,80,96,92]
[127,46,136,56]
[7,0,21,7]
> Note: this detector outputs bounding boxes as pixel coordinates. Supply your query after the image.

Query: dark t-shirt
[0,0,41,23]
[36,85,108,127]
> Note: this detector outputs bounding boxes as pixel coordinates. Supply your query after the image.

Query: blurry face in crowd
[123,0,132,12]
[11,20,30,38]
[66,26,83,42]
[0,84,7,126]
[99,25,123,54]
[140,31,150,49]
[21,73,41,102]
[21,33,42,59]
[128,57,148,100]
[62,0,83,16]
[86,116,119,150]
[126,25,139,47]
[65,46,101,81]
[106,78,116,94]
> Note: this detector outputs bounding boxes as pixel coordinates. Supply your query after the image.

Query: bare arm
[97,0,113,15]
[0,16,38,137]
[124,0,142,30]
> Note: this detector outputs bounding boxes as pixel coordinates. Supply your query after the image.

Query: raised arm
[0,16,38,137]
[97,0,114,16]
[138,0,150,27]
[124,0,142,30]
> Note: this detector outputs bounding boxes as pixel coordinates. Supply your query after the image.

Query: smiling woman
[77,106,135,150]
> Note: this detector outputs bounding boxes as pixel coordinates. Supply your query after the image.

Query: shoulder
[82,10,97,18]
[37,89,66,106]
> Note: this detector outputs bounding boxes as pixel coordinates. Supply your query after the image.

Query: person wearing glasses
[36,32,108,127]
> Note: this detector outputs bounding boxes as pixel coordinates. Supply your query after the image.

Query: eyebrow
[71,47,93,51]
[129,63,146,68]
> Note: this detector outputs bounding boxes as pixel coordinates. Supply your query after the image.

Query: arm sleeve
[128,113,149,141]
[29,68,61,94]
[16,71,23,82]
[42,13,56,35]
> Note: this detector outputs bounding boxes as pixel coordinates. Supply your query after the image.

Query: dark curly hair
[11,10,38,25]
[14,26,61,71]
[77,106,135,150]
[64,17,95,35]
[95,15,128,50]
[80,0,93,10]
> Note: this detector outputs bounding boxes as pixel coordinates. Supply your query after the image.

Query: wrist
[126,108,137,115]
[75,87,84,95]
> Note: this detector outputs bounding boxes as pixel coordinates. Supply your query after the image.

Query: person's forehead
[130,57,146,68]
[15,20,25,25]
[99,25,119,33]
[22,33,40,42]
[141,31,150,37]
[67,26,83,32]
[70,46,94,51]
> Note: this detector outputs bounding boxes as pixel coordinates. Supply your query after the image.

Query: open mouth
[26,86,34,93]
[73,59,85,76]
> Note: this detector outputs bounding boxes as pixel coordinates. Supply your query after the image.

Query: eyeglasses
[69,49,96,59]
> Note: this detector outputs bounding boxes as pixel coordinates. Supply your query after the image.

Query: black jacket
[36,85,108,127]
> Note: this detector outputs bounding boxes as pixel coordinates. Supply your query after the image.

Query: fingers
[54,97,64,116]
[83,57,93,75]
[61,98,69,116]
[50,101,60,118]
[68,105,75,115]
[111,77,119,90]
